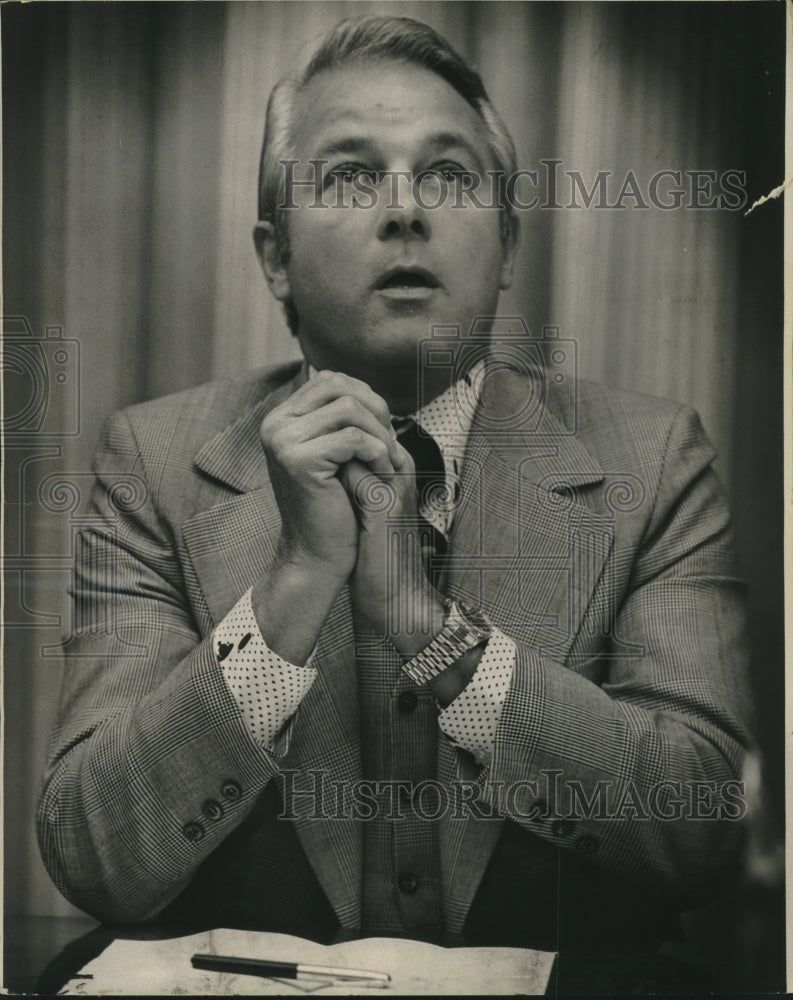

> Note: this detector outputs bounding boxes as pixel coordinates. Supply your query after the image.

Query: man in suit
[39,15,751,957]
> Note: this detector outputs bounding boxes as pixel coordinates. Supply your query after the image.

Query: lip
[373,265,441,293]
[376,285,438,301]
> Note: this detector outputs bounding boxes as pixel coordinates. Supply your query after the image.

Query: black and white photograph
[3,1,786,994]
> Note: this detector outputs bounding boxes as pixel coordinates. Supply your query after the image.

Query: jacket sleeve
[474,405,753,907]
[37,409,283,924]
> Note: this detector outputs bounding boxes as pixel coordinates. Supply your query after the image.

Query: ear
[253,221,292,302]
[498,215,520,291]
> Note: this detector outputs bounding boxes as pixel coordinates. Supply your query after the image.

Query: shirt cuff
[437,626,516,766]
[214,587,317,754]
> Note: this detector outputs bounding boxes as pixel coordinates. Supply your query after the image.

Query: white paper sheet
[60,929,556,995]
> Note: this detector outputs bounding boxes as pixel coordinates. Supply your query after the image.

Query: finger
[395,441,413,476]
[285,396,403,470]
[340,461,398,519]
[342,461,420,528]
[286,370,393,428]
[295,427,396,478]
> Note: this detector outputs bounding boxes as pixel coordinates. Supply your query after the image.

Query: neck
[302,354,453,416]
[368,367,452,416]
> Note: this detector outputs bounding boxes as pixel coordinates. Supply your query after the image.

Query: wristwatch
[401,598,492,686]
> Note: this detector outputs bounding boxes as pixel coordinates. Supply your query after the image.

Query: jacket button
[183,821,204,842]
[202,799,223,821]
[552,819,575,837]
[397,872,419,894]
[221,780,242,801]
[576,835,599,855]
[397,691,418,714]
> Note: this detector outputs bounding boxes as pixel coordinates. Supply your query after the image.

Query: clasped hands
[254,370,445,663]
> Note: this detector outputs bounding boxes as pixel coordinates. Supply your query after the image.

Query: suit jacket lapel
[183,365,363,930]
[192,367,305,494]
[445,364,610,652]
[438,365,610,933]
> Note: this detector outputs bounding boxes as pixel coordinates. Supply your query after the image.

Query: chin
[300,317,445,381]
[350,327,427,366]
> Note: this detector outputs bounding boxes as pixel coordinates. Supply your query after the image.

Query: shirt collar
[410,357,486,450]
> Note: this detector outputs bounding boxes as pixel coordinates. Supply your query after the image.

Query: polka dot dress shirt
[215,361,517,765]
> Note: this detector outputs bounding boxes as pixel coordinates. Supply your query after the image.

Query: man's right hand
[252,371,401,664]
[260,370,401,576]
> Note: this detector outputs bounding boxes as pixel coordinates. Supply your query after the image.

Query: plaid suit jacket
[38,359,752,938]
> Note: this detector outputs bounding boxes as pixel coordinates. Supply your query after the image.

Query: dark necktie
[394,418,448,558]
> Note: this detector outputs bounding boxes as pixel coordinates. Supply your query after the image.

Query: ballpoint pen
[191,953,391,988]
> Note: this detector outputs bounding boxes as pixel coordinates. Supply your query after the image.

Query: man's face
[259,59,516,397]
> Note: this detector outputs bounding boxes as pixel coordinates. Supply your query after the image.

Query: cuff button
[576,835,598,855]
[202,799,223,821]
[183,821,205,842]
[221,780,242,801]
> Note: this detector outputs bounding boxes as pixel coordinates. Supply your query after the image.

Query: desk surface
[3,914,716,995]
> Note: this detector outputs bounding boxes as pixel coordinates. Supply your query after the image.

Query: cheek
[287,219,358,292]
[445,205,503,251]
[294,208,367,246]
[447,220,505,294]
[289,216,367,280]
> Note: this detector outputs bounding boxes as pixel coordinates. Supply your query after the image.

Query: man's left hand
[341,454,485,703]
[340,450,446,655]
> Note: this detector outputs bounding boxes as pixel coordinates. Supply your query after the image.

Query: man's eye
[326,164,379,186]
[427,162,473,183]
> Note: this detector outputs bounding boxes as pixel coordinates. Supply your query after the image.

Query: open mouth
[375,267,440,290]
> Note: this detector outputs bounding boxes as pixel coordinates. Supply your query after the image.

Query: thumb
[339,461,399,522]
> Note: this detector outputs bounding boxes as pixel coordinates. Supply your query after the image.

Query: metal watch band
[401,599,492,686]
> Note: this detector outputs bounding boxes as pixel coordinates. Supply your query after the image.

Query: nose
[376,172,431,243]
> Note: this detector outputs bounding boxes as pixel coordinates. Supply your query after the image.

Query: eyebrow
[315,130,488,173]
[422,131,488,173]
[315,136,376,160]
